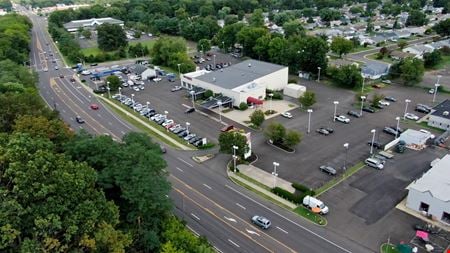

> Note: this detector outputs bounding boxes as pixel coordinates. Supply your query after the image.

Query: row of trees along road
[0,13,213,252]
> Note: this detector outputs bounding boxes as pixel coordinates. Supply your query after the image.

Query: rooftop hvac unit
[443,111,449,116]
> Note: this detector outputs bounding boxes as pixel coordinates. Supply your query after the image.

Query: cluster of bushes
[271,183,315,204]
[266,89,283,100]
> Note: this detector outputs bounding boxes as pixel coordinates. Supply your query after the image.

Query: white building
[406,154,450,225]
[180,60,288,107]
[428,99,450,131]
[63,17,124,32]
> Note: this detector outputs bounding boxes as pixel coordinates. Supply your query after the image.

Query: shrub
[204,90,213,98]
[288,78,297,83]
[292,182,316,196]
[272,187,302,203]
[239,102,248,110]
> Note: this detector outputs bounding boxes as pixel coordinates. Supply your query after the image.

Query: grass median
[380,243,400,253]
[315,162,365,196]
[293,206,327,226]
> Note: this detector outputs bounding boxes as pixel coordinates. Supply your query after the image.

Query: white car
[281,112,293,118]
[428,88,435,94]
[335,115,350,123]
[43,68,48,72]
[153,77,162,82]
[162,119,174,127]
[133,86,140,92]
[379,100,390,106]
[404,113,419,120]
[419,129,435,139]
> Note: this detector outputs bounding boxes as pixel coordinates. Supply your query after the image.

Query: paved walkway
[238,164,296,193]
[227,167,297,209]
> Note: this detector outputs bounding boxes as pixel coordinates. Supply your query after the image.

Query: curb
[266,140,296,154]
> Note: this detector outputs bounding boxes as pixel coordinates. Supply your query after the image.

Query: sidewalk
[227,165,297,209]
[238,164,296,193]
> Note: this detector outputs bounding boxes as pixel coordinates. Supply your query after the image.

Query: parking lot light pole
[317,67,321,82]
[131,93,135,104]
[118,87,122,97]
[307,109,313,133]
[146,101,150,109]
[343,143,349,171]
[268,93,274,112]
[217,101,222,123]
[360,96,366,116]
[395,117,400,139]
[190,90,195,109]
[361,77,365,94]
[186,122,190,134]
[272,162,279,188]
[232,145,239,173]
[370,129,376,155]
[222,41,225,52]
[107,87,111,98]
[213,54,216,67]
[333,101,339,121]
[433,82,440,103]
[177,63,182,87]
[403,99,411,120]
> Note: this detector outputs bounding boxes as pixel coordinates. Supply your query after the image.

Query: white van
[303,196,329,214]
[365,157,384,170]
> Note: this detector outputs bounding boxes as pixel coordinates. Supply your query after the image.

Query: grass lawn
[293,206,327,226]
[351,45,373,53]
[315,162,365,196]
[380,243,400,253]
[80,46,105,57]
[432,55,450,70]
[367,53,395,64]
[129,39,156,49]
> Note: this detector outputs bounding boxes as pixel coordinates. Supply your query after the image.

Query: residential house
[428,99,450,131]
[429,39,450,51]
[389,50,415,61]
[361,61,390,79]
[394,29,412,39]
[403,44,435,59]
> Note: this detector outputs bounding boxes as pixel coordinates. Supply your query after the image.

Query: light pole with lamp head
[272,162,279,188]
[433,82,440,103]
[343,143,349,171]
[106,81,111,98]
[361,77,365,94]
[186,122,190,134]
[370,129,376,154]
[190,90,195,109]
[268,93,274,113]
[118,87,122,97]
[131,93,135,104]
[403,99,411,120]
[360,96,366,116]
[395,117,400,139]
[307,109,313,134]
[177,63,182,87]
[217,101,222,123]
[317,67,321,82]
[213,54,216,68]
[333,101,339,121]
[232,145,239,173]
[222,41,225,52]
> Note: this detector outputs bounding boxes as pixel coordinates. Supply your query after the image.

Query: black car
[367,141,382,149]
[193,139,203,147]
[390,126,404,133]
[177,130,188,138]
[173,127,185,134]
[374,103,385,109]
[75,116,85,124]
[362,107,376,113]
[189,136,201,144]
[384,96,397,102]
[90,63,98,66]
[185,107,195,114]
[347,110,361,118]
[383,127,398,136]
[324,127,334,134]
[415,106,431,113]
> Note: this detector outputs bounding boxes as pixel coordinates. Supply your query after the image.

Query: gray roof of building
[407,154,450,202]
[361,61,390,75]
[431,99,450,120]
[195,60,287,89]
[63,17,123,29]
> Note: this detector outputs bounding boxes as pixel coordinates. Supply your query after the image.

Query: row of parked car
[112,94,204,147]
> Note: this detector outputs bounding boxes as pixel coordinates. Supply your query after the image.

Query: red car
[221,125,234,132]
[90,103,99,110]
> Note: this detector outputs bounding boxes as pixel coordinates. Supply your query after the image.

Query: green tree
[406,10,428,26]
[236,26,269,58]
[397,40,408,50]
[197,39,211,53]
[328,65,363,89]
[284,130,302,148]
[423,50,442,68]
[283,20,305,38]
[330,37,354,58]
[81,29,91,39]
[265,122,286,144]
[249,9,264,27]
[268,37,288,65]
[433,18,450,36]
[319,8,341,22]
[371,93,385,107]
[204,90,213,98]
[288,36,329,74]
[97,23,128,51]
[400,57,425,85]
[218,131,248,158]
[249,109,265,127]
[298,91,316,108]
[239,102,249,110]
[366,20,374,33]
[106,75,121,91]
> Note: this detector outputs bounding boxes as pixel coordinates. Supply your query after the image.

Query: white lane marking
[120,130,126,135]
[225,184,353,253]
[191,213,200,221]
[224,216,237,223]
[276,226,289,234]
[213,246,224,253]
[245,229,260,236]
[97,113,102,118]
[176,167,184,172]
[203,184,212,190]
[228,239,240,248]
[108,122,112,126]
[79,126,83,129]
[236,203,246,210]
[177,157,193,167]
[186,225,200,237]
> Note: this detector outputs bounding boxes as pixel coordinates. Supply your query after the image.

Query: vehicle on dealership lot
[404,113,419,120]
[75,116,85,124]
[365,157,384,170]
[90,103,99,110]
[379,100,390,106]
[184,133,196,141]
[185,107,195,114]
[303,196,329,214]
[319,165,336,175]
[362,107,376,113]
[428,88,435,94]
[169,124,181,131]
[171,86,182,92]
[347,111,361,118]
[316,128,330,135]
[381,80,392,84]
[322,127,334,134]
[153,77,162,82]
[189,136,201,144]
[384,96,397,102]
[162,119,174,127]
[221,125,234,132]
[334,115,350,123]
[173,127,186,134]
[133,86,140,92]
[374,103,385,109]
[383,127,398,136]
[367,141,383,149]
[415,104,431,113]
[251,215,271,229]
[281,112,293,119]
[139,85,145,90]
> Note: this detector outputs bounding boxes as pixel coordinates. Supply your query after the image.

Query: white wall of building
[428,115,450,130]
[254,67,288,91]
[234,83,266,106]
[406,188,450,223]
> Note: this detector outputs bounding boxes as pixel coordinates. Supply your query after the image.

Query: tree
[433,18,450,36]
[249,9,264,27]
[397,40,408,50]
[239,102,248,110]
[197,39,211,53]
[97,23,128,51]
[283,20,305,38]
[330,37,354,58]
[298,91,316,108]
[423,50,442,68]
[106,75,121,91]
[268,37,288,65]
[284,130,302,148]
[204,90,213,98]
[399,57,425,85]
[371,93,384,107]
[289,36,329,74]
[319,8,341,22]
[81,29,91,39]
[328,65,363,89]
[236,26,269,58]
[406,10,428,26]
[265,122,286,144]
[218,131,248,158]
[379,47,389,58]
[249,110,265,127]
[366,20,374,33]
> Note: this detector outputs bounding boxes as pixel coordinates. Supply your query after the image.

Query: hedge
[272,187,302,204]
[292,182,316,196]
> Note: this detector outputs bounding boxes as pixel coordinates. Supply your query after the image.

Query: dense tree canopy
[97,23,128,51]
[0,14,32,65]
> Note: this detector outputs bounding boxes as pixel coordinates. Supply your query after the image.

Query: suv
[251,215,271,229]
[319,165,337,175]
[365,158,384,170]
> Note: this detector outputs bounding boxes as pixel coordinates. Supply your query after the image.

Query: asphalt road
[21,6,376,253]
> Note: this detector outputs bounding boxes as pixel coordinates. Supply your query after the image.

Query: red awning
[247,96,263,105]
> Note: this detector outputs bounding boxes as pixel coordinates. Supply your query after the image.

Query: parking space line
[276,226,288,234]
[177,157,193,167]
[191,213,200,221]
[176,167,184,172]
[203,184,212,190]
[236,203,246,210]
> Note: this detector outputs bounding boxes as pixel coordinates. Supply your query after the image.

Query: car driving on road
[251,215,271,229]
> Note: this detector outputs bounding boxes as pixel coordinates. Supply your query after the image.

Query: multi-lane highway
[21,6,375,253]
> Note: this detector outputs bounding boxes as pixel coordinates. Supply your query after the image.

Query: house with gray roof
[361,61,390,79]
[180,59,288,107]
[428,99,450,131]
[406,154,450,225]
[403,44,435,59]
[64,17,124,32]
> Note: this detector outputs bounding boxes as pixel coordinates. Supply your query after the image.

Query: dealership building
[180,59,288,108]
